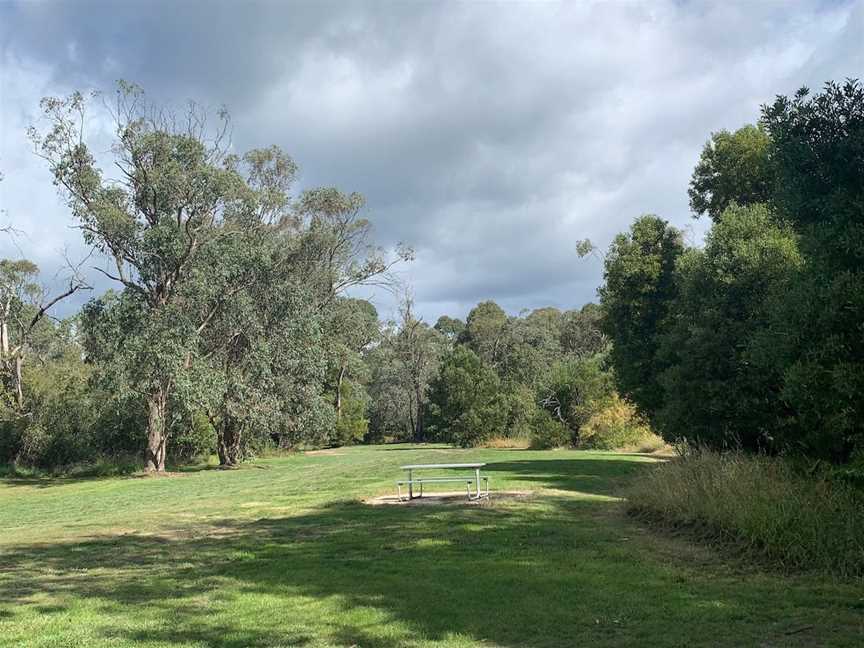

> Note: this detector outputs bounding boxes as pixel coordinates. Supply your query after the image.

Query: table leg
[408,469,413,500]
[475,468,481,500]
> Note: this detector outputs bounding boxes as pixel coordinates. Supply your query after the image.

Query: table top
[401,463,486,470]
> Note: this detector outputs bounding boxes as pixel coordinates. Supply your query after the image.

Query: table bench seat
[400,477,478,484]
[396,475,489,501]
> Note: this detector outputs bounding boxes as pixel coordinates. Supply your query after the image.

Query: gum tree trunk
[413,381,425,442]
[335,364,346,419]
[13,355,23,411]
[217,415,242,467]
[144,384,168,472]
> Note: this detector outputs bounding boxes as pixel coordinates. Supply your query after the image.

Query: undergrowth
[626,450,864,579]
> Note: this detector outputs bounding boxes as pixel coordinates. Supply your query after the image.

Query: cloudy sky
[0,0,861,322]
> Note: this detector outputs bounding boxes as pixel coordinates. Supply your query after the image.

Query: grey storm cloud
[0,0,861,322]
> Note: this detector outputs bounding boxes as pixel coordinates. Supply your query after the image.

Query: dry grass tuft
[483,436,532,449]
[626,450,864,579]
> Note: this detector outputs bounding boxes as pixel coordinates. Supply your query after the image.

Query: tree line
[1,83,411,471]
[360,294,655,452]
[598,80,863,464]
[1,82,655,473]
[2,78,859,472]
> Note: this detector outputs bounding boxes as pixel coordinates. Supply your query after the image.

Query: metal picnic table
[397,463,489,501]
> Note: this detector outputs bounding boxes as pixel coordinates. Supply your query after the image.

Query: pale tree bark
[0,297,10,357]
[0,296,10,407]
[334,364,346,420]
[145,383,169,472]
[13,356,23,411]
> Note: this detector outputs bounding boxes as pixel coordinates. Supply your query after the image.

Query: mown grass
[626,450,864,579]
[1,445,862,647]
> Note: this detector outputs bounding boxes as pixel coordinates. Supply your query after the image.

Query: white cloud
[0,0,860,321]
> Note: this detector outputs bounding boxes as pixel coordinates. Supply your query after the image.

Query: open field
[1,445,862,647]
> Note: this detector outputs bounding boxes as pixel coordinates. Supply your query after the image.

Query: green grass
[1,445,862,647]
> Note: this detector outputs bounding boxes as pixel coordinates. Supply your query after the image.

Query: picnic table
[397,463,489,501]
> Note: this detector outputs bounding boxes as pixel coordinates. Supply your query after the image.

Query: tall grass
[626,451,864,579]
[483,435,532,449]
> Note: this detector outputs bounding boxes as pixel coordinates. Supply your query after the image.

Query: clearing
[1,445,861,647]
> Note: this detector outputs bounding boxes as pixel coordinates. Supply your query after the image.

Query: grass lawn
[1,445,862,647]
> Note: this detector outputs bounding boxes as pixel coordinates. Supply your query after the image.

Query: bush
[502,384,537,438]
[656,203,801,453]
[426,346,506,447]
[332,380,370,447]
[538,354,615,437]
[529,410,570,449]
[1,355,101,468]
[579,395,658,450]
[626,451,864,578]
[169,411,216,462]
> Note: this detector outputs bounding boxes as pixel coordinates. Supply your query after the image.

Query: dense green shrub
[502,384,537,438]
[90,393,146,459]
[169,411,217,462]
[529,410,570,449]
[1,355,99,468]
[426,346,507,447]
[626,451,864,578]
[656,203,801,451]
[751,81,864,461]
[599,215,684,419]
[600,82,864,462]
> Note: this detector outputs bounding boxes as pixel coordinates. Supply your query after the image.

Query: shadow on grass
[0,461,225,488]
[1,455,859,647]
[0,496,648,647]
[484,458,649,497]
[380,445,454,451]
[0,475,129,490]
[3,495,859,647]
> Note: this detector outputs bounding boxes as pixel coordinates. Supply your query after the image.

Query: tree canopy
[688,124,773,220]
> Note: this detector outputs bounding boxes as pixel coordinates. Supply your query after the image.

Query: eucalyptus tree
[31,84,291,471]
[189,163,401,463]
[0,259,89,413]
[463,300,508,367]
[293,187,412,309]
[196,257,329,465]
[192,165,399,462]
[434,315,465,343]
[368,297,445,441]
[325,297,378,422]
[560,303,608,358]
[398,299,447,441]
[496,311,559,389]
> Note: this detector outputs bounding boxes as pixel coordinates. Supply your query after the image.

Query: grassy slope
[0,446,861,648]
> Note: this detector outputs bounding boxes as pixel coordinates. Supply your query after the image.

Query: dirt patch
[131,470,190,478]
[364,490,534,507]
[304,449,346,456]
